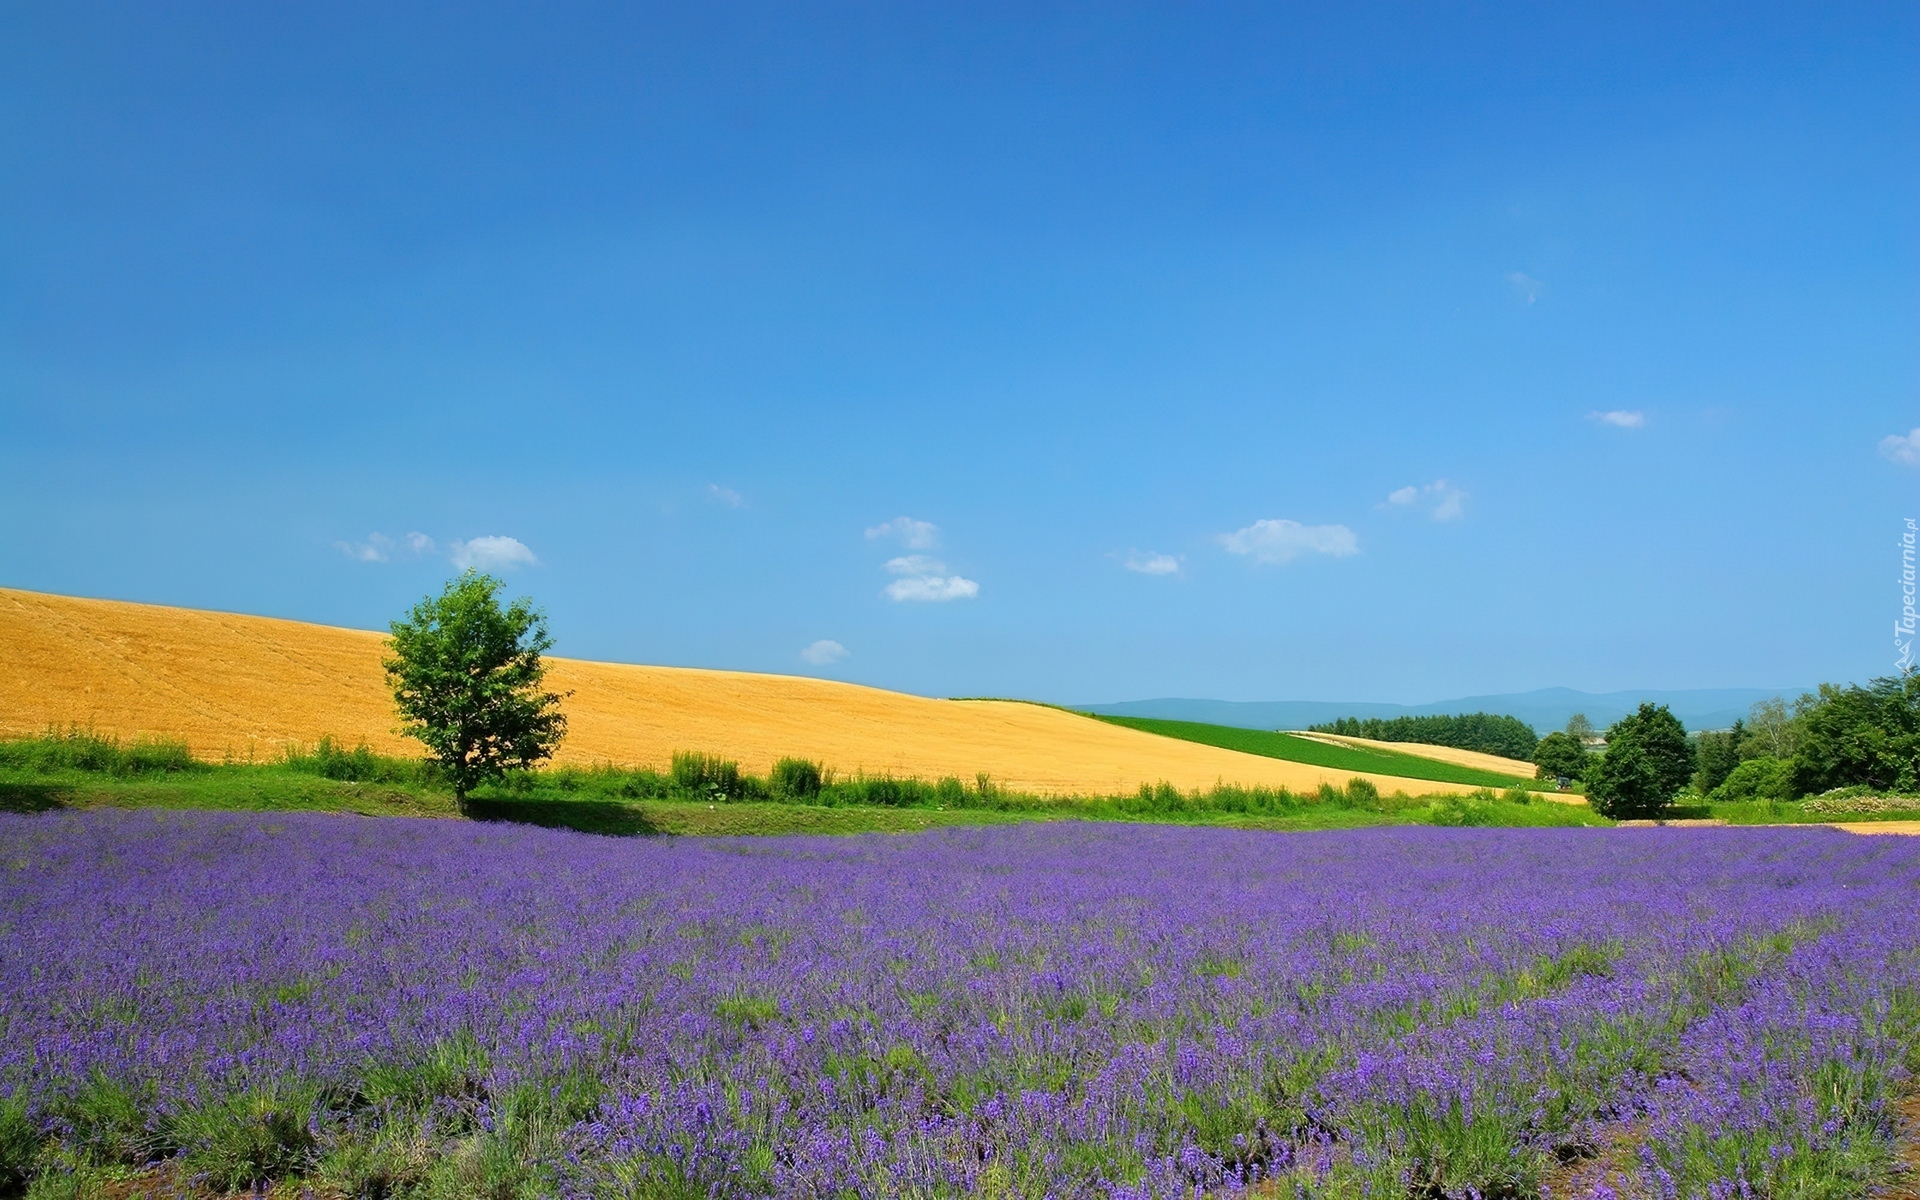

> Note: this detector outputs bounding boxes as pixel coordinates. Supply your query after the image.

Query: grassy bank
[0,729,1611,835]
[1089,713,1548,790]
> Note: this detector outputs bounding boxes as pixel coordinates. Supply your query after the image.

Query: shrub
[670,752,743,800]
[769,757,823,800]
[117,739,198,775]
[841,776,926,807]
[1430,791,1498,826]
[1710,756,1794,803]
[1128,782,1189,814]
[1586,704,1692,820]
[1298,779,1384,811]
[0,728,199,777]
[284,737,424,784]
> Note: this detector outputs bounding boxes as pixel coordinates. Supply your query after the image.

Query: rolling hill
[0,587,1466,798]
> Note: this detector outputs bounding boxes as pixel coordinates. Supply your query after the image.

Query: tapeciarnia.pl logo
[1899,518,1916,672]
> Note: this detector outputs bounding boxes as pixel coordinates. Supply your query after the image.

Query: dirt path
[1875,1088,1920,1198]
[1833,821,1920,836]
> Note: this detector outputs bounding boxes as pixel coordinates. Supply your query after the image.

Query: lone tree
[384,572,568,809]
[1586,702,1691,820]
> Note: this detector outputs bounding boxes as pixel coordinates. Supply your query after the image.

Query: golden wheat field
[0,587,1464,797]
[1291,730,1540,777]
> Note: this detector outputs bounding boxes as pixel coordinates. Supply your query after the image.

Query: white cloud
[335,533,394,562]
[1123,550,1181,576]
[338,529,534,569]
[1382,481,1466,520]
[865,516,939,549]
[800,639,849,665]
[1589,410,1645,429]
[448,536,538,571]
[1881,429,1920,467]
[885,574,980,602]
[867,516,976,600]
[706,484,745,508]
[1506,271,1543,304]
[1218,518,1358,565]
[884,554,946,575]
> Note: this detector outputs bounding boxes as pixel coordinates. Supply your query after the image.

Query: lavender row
[2,811,1916,1196]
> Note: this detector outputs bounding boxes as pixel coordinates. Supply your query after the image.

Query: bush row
[0,732,1587,829]
[0,727,200,776]
[505,752,1404,817]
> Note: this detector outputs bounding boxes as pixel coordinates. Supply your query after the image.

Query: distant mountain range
[1072,687,1816,736]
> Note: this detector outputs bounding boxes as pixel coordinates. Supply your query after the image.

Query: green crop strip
[1087,714,1547,789]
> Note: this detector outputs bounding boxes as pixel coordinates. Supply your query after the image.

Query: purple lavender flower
[2,813,1915,1197]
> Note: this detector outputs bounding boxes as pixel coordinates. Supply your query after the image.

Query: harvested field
[1292,729,1541,776]
[0,587,1456,796]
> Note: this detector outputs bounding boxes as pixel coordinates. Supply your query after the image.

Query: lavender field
[3,812,1918,1198]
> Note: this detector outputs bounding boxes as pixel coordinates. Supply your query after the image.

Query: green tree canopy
[1692,719,1745,795]
[384,572,568,807]
[1792,675,1920,796]
[1711,756,1793,803]
[1744,696,1807,760]
[1532,731,1588,783]
[1586,703,1691,820]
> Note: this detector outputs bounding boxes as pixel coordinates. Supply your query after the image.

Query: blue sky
[2,3,1914,704]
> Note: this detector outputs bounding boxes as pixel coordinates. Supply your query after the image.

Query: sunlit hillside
[0,587,1462,797]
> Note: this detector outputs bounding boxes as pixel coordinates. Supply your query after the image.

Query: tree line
[383,573,1920,824]
[1307,713,1539,761]
[1690,677,1920,802]
[1529,675,1920,818]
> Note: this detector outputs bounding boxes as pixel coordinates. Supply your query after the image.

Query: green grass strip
[1088,715,1544,790]
[0,727,1604,838]
[0,771,1605,836]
